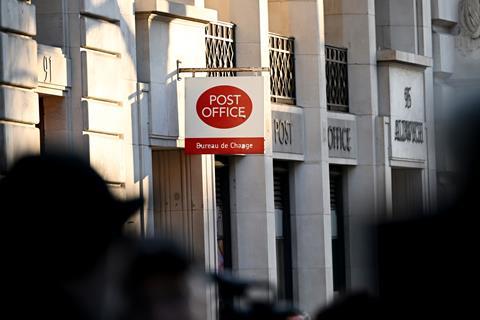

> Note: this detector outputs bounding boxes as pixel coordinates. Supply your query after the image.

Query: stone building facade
[1,0,478,319]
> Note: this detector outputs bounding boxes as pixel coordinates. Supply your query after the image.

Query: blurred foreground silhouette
[315,96,480,319]
[2,94,479,320]
[0,153,304,320]
[0,153,144,320]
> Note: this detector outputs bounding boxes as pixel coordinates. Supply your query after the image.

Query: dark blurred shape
[314,292,383,320]
[376,97,480,318]
[376,212,466,319]
[214,271,270,298]
[123,239,194,320]
[0,153,142,320]
[315,97,480,319]
[214,272,301,320]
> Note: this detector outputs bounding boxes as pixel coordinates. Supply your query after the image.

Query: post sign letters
[272,110,304,155]
[185,77,265,154]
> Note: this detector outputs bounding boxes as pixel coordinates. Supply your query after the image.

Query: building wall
[268,0,334,312]
[1,0,473,319]
[324,0,385,294]
[32,0,145,235]
[0,0,39,172]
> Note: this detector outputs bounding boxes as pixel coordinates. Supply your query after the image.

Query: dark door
[215,156,232,271]
[274,161,293,301]
[330,167,347,293]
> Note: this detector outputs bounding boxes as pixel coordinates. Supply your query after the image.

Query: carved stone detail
[457,0,480,55]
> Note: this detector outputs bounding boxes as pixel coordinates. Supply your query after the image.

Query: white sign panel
[185,76,265,154]
[389,65,426,161]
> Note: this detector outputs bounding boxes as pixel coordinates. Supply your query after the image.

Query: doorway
[273,161,293,301]
[391,168,424,218]
[215,156,232,271]
[36,95,67,153]
[330,166,347,293]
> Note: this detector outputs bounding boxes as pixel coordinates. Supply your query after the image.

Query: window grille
[325,45,349,112]
[269,33,296,104]
[205,21,236,77]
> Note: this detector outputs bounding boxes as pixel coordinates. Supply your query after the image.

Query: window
[269,33,296,104]
[326,45,349,112]
[205,22,236,77]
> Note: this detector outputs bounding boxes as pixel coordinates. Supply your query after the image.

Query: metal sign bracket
[176,60,269,81]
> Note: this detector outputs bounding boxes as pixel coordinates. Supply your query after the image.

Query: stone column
[131,82,155,237]
[431,0,462,206]
[268,0,334,313]
[376,0,420,53]
[221,0,278,287]
[325,0,384,292]
[0,0,39,172]
[419,0,437,213]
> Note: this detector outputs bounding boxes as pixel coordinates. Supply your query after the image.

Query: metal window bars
[269,33,296,104]
[205,21,236,77]
[325,45,349,112]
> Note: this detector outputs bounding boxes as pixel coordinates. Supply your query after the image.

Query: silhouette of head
[124,239,193,320]
[0,153,143,281]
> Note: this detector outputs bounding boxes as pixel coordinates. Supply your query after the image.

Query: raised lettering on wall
[328,126,352,152]
[273,118,293,145]
[42,56,52,83]
[394,120,424,143]
[271,111,304,156]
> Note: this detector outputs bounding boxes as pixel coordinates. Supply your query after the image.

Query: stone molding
[377,49,433,68]
[135,0,217,23]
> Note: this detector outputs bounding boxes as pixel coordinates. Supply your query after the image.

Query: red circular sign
[196,85,253,129]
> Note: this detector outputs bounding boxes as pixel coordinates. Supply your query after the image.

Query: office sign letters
[328,117,358,160]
